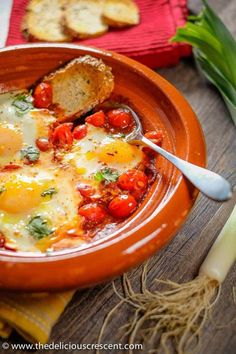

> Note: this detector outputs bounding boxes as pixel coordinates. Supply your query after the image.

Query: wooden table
[1,0,235,353]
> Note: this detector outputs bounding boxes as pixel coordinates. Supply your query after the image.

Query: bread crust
[103,0,140,28]
[64,0,108,39]
[44,55,114,120]
[22,0,72,42]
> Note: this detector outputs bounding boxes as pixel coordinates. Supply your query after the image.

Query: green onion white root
[98,201,236,354]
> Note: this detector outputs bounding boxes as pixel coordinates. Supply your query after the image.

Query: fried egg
[0,93,146,253]
[0,91,55,166]
[63,124,144,177]
[0,167,81,252]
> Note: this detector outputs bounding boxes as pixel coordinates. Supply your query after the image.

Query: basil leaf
[94,168,119,183]
[41,188,58,198]
[20,145,40,162]
[12,92,34,116]
[27,216,53,240]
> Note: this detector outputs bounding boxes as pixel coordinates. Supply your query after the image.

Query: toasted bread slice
[103,0,140,27]
[64,0,108,39]
[22,0,71,42]
[44,56,114,120]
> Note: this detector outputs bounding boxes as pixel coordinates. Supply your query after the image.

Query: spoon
[120,104,232,202]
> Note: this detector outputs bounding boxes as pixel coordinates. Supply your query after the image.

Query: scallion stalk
[98,198,236,354]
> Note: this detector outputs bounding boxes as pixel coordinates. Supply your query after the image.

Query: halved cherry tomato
[73,124,88,140]
[108,194,137,218]
[107,108,132,129]
[36,137,50,152]
[0,233,5,248]
[144,130,164,145]
[78,203,107,224]
[2,164,21,171]
[85,111,106,127]
[51,123,73,148]
[3,243,17,252]
[142,131,164,156]
[33,82,52,109]
[77,183,96,198]
[118,169,148,192]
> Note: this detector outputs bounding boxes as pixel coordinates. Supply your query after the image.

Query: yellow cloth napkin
[0,291,75,343]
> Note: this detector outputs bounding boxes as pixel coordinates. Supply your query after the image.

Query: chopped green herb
[41,188,58,198]
[12,91,34,116]
[108,133,126,139]
[94,168,119,183]
[20,145,40,162]
[117,133,126,138]
[27,215,53,240]
[0,186,6,194]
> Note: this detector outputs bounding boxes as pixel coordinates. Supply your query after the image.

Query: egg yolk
[98,140,143,164]
[0,126,23,157]
[0,177,46,214]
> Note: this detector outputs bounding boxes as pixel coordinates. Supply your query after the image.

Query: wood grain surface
[1,0,235,353]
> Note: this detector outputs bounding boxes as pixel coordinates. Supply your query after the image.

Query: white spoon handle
[141,136,232,202]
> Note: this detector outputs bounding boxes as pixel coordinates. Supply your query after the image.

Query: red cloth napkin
[6,0,191,68]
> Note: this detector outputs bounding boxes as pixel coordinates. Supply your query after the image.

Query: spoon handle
[141,136,232,202]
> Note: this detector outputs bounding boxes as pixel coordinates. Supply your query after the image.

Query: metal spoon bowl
[119,104,232,202]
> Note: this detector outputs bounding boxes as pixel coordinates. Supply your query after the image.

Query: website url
[1,342,143,351]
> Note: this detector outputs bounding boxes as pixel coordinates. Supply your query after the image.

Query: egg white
[0,93,145,253]
[0,167,81,252]
[0,91,56,166]
[63,124,144,177]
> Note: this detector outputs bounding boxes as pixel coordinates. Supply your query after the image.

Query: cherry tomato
[2,164,21,171]
[85,111,106,127]
[73,124,88,140]
[107,108,132,129]
[0,233,5,248]
[36,137,50,152]
[3,243,17,252]
[78,203,107,224]
[118,170,148,192]
[108,194,137,218]
[144,130,164,145]
[51,123,73,148]
[33,82,52,109]
[77,183,96,198]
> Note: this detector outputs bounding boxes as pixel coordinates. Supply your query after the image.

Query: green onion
[172,0,236,125]
[98,200,236,353]
[200,203,236,282]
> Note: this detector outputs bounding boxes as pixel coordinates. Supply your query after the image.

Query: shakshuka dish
[0,55,163,253]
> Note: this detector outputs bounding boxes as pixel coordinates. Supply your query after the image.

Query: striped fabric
[6,0,191,68]
[0,291,74,343]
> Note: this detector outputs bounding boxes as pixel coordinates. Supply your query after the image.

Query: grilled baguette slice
[103,0,140,27]
[44,56,114,120]
[22,0,71,42]
[64,0,108,39]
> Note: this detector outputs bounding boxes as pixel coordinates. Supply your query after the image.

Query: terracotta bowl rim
[0,44,206,290]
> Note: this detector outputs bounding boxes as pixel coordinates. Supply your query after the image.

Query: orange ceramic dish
[0,44,206,292]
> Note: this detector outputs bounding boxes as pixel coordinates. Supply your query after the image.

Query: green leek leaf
[172,0,236,125]
[202,0,236,86]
